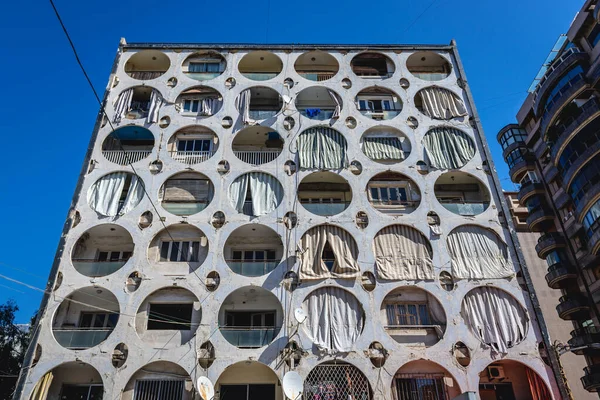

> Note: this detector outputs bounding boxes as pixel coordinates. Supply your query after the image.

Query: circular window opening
[176,86,223,118]
[219,287,283,348]
[52,287,120,349]
[381,287,445,346]
[88,171,144,217]
[182,52,226,81]
[351,52,395,79]
[229,172,283,217]
[112,343,128,368]
[159,172,214,216]
[294,51,339,81]
[148,224,209,274]
[113,86,159,121]
[373,225,433,279]
[298,172,351,216]
[238,51,283,81]
[424,127,475,169]
[361,126,410,163]
[415,86,467,120]
[125,50,170,80]
[236,86,283,123]
[367,172,421,215]
[296,86,342,121]
[407,51,451,81]
[167,126,219,164]
[102,125,154,165]
[135,288,201,348]
[72,224,133,277]
[224,225,283,276]
[232,126,283,165]
[199,341,216,369]
[355,87,402,120]
[296,126,348,170]
[434,172,490,216]
[126,272,142,292]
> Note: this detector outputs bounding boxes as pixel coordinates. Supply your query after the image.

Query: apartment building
[15,40,562,400]
[496,0,600,395]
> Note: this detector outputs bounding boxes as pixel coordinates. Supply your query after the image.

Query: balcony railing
[411,72,449,81]
[545,263,577,289]
[568,326,600,355]
[53,328,113,349]
[582,364,600,392]
[219,326,279,348]
[298,72,335,81]
[162,202,208,215]
[185,72,222,81]
[299,109,336,120]
[170,150,215,164]
[102,150,152,165]
[233,150,281,165]
[301,202,350,216]
[358,108,401,120]
[249,109,279,120]
[547,97,600,148]
[127,71,165,80]
[227,260,279,276]
[556,294,590,319]
[242,72,279,81]
[439,202,489,216]
[72,259,128,277]
[536,232,565,258]
[371,200,418,214]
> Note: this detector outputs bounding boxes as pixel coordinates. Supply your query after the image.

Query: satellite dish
[197,376,215,400]
[282,95,292,104]
[294,308,307,324]
[283,371,303,400]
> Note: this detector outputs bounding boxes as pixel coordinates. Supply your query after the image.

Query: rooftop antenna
[282,371,303,400]
[197,376,215,400]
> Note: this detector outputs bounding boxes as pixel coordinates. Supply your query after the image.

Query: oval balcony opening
[294,51,339,81]
[351,52,395,79]
[367,172,421,215]
[229,172,283,217]
[52,287,119,350]
[361,126,411,164]
[216,361,280,398]
[479,360,551,399]
[219,287,283,348]
[159,172,214,216]
[295,86,343,121]
[232,126,283,165]
[434,172,490,216]
[355,87,402,120]
[182,51,226,81]
[423,127,475,169]
[236,86,283,124]
[31,362,103,400]
[125,50,170,80]
[406,51,451,81]
[148,224,208,275]
[224,224,283,276]
[72,224,134,277]
[87,171,144,217]
[102,125,154,165]
[167,125,219,164]
[415,86,467,120]
[238,51,283,81]
[298,172,352,216]
[176,86,222,118]
[122,361,197,399]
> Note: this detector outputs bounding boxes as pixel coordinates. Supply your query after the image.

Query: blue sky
[0,0,583,322]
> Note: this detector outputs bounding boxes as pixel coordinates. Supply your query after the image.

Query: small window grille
[134,379,185,400]
[303,363,371,400]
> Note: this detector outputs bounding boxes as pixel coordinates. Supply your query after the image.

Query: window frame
[159,240,201,262]
[385,302,432,327]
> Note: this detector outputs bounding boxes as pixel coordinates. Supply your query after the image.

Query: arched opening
[294,51,339,81]
[148,224,208,275]
[393,360,460,399]
[304,362,372,400]
[434,172,490,216]
[216,361,282,400]
[121,361,196,400]
[406,51,451,81]
[29,362,102,400]
[479,360,552,400]
[367,172,421,215]
[182,51,226,81]
[298,172,352,216]
[238,51,283,81]
[224,224,283,276]
[101,125,154,165]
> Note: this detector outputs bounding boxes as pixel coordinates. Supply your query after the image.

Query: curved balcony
[543,163,559,182]
[509,159,534,182]
[551,98,600,163]
[582,364,600,392]
[568,327,600,355]
[556,294,590,320]
[545,263,577,289]
[588,228,600,256]
[553,188,570,209]
[534,48,588,114]
[564,141,600,190]
[502,141,527,160]
[518,182,545,206]
[536,232,565,258]
[526,207,555,232]
[542,77,590,130]
[575,182,600,218]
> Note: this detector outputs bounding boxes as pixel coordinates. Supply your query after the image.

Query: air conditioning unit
[487,366,506,380]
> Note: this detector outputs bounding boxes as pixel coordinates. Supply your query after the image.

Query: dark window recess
[322,242,335,271]
[134,380,185,400]
[60,385,103,400]
[224,311,276,327]
[394,376,448,400]
[220,384,275,400]
[147,303,193,330]
[588,23,600,48]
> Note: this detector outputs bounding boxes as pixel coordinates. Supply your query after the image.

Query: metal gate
[133,379,185,400]
[303,363,372,400]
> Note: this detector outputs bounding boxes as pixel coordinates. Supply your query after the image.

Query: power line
[402,0,439,34]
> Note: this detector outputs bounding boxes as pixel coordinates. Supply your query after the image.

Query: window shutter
[163,179,210,202]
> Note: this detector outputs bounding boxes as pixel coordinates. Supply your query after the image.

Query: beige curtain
[299,225,360,279]
[373,225,434,280]
[30,372,54,400]
[418,86,468,120]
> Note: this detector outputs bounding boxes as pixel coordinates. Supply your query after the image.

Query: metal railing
[249,109,279,120]
[439,202,489,216]
[169,150,215,164]
[233,150,281,165]
[297,72,335,81]
[53,328,113,349]
[301,202,350,216]
[102,150,152,165]
[72,260,128,277]
[219,326,279,347]
[299,109,336,120]
[126,71,165,80]
[227,260,279,276]
[162,202,208,216]
[242,72,279,81]
[410,72,449,81]
[358,109,401,120]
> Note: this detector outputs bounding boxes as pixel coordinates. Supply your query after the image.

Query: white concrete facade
[17,42,563,400]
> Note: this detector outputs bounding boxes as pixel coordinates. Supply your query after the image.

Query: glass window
[386,303,431,326]
[588,24,600,48]
[147,303,193,330]
[499,127,527,150]
[505,147,529,169]
[543,65,584,111]
[557,117,600,172]
[546,250,568,267]
[568,153,600,207]
[159,241,201,262]
[583,198,600,238]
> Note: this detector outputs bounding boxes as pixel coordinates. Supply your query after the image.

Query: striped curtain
[418,87,468,120]
[423,127,475,169]
[373,225,434,280]
[299,225,360,279]
[362,136,405,160]
[146,89,164,123]
[113,88,134,123]
[296,127,348,170]
[447,225,514,279]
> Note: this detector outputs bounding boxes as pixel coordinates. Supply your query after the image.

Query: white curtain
[236,89,255,125]
[229,172,282,216]
[362,136,405,160]
[87,172,127,216]
[418,87,468,120]
[146,89,164,124]
[373,225,434,280]
[327,89,342,119]
[304,287,364,353]
[296,127,348,170]
[199,97,222,116]
[423,127,475,169]
[461,287,528,354]
[113,88,134,123]
[447,225,514,279]
[299,225,360,280]
[120,175,144,215]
